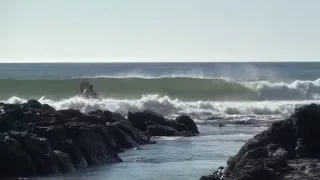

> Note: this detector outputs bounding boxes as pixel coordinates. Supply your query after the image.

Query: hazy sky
[0,0,319,62]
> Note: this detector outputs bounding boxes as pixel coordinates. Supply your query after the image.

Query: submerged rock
[200,103,320,180]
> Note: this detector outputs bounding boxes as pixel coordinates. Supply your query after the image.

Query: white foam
[246,78,320,100]
[1,94,318,122]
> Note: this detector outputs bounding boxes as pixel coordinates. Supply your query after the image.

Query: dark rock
[292,104,320,158]
[200,166,226,180]
[65,123,121,165]
[58,109,82,118]
[42,104,56,113]
[273,148,289,160]
[169,121,188,132]
[8,131,60,175]
[0,102,168,178]
[175,115,199,134]
[201,103,320,180]
[147,125,177,136]
[33,126,88,168]
[0,101,195,178]
[269,120,296,157]
[128,110,171,131]
[88,109,117,124]
[53,150,75,173]
[128,111,198,136]
[295,138,310,158]
[243,147,268,159]
[26,100,42,109]
[0,134,36,177]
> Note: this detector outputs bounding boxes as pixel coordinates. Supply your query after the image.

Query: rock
[295,138,310,158]
[33,126,88,168]
[88,109,117,124]
[201,103,320,180]
[243,147,269,159]
[200,166,226,180]
[0,100,196,178]
[292,104,320,158]
[175,115,199,134]
[8,131,60,175]
[0,101,165,178]
[58,109,82,118]
[0,134,36,177]
[147,125,177,136]
[269,120,296,157]
[128,111,198,136]
[128,110,171,131]
[273,148,289,159]
[42,104,56,113]
[53,150,75,173]
[26,100,42,109]
[65,123,122,165]
[286,159,320,179]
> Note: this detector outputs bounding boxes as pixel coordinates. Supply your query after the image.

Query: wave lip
[247,78,320,100]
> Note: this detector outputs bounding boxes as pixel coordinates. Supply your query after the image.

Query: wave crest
[248,78,320,100]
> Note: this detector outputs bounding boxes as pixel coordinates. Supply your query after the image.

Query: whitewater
[2,76,320,125]
[1,62,320,180]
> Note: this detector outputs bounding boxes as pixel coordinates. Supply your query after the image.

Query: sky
[0,0,319,62]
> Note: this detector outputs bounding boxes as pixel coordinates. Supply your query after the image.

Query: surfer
[80,81,97,99]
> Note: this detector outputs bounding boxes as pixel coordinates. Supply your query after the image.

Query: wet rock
[128,111,198,136]
[0,100,195,178]
[201,103,320,180]
[53,150,75,173]
[0,134,36,177]
[147,124,177,136]
[58,109,82,118]
[0,101,157,178]
[175,115,199,134]
[128,110,171,131]
[26,100,43,109]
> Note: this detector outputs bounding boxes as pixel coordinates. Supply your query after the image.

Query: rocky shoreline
[200,103,320,180]
[0,100,199,178]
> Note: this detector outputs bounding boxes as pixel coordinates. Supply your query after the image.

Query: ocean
[1,62,320,179]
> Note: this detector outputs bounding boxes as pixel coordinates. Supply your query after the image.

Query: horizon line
[0,60,320,63]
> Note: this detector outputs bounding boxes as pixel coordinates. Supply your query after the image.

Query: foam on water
[247,78,320,100]
[2,94,317,123]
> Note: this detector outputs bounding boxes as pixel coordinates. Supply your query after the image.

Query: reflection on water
[37,126,265,180]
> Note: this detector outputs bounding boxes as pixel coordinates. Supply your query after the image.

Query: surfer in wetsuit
[80,81,97,99]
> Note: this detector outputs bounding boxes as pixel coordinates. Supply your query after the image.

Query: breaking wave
[2,77,320,101]
[1,94,317,123]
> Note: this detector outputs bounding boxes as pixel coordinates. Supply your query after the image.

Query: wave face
[0,77,257,101]
[2,77,320,101]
